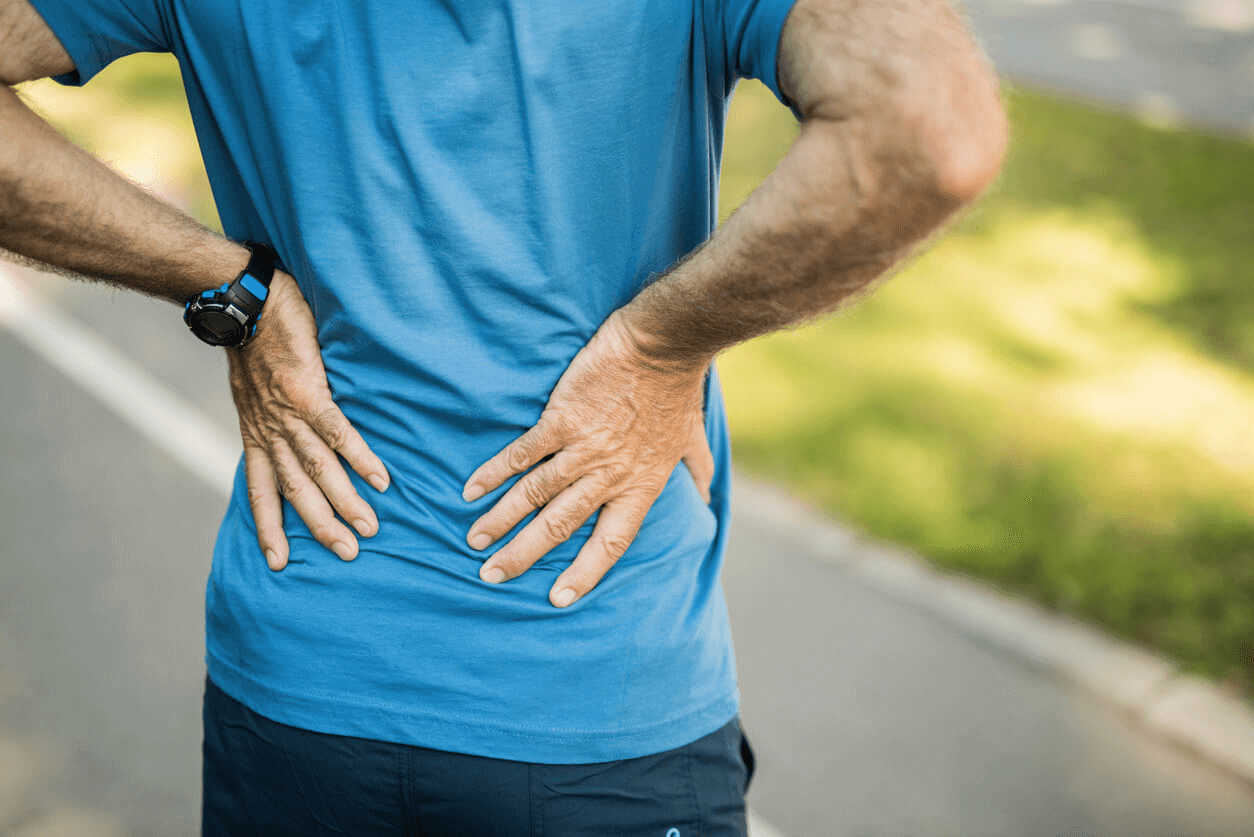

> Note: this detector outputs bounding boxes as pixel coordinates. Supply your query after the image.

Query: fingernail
[265,549,281,571]
[469,533,492,551]
[481,566,507,584]
[332,541,355,561]
[353,518,375,537]
[463,483,484,503]
[368,474,388,492]
[553,587,577,608]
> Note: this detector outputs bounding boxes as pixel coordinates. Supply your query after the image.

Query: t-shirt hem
[206,654,741,764]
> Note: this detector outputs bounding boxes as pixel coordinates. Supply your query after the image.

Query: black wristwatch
[183,241,279,348]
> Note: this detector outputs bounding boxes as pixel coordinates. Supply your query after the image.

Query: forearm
[0,83,247,302]
[620,117,950,366]
[619,0,1006,369]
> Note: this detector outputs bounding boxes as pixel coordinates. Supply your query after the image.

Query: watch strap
[235,241,279,303]
[182,241,281,348]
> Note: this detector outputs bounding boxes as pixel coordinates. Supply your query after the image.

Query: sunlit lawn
[19,57,1254,694]
[721,81,1254,695]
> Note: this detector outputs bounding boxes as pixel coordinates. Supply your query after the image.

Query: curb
[731,472,1254,789]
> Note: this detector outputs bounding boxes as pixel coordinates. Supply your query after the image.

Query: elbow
[927,94,1009,204]
[906,64,1009,205]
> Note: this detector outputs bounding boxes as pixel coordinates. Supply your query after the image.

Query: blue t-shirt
[33,0,798,762]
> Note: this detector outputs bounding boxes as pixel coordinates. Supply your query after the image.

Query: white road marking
[0,265,238,498]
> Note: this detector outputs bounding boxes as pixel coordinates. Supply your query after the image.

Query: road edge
[731,471,1254,790]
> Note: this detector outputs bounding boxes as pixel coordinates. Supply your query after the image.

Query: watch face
[191,309,246,346]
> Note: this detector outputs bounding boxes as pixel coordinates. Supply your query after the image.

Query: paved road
[966,0,1254,135]
[2,266,1253,836]
[3,4,1254,832]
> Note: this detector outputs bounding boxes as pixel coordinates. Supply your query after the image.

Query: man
[0,0,1006,832]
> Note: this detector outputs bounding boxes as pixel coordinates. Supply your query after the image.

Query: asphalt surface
[3,2,1254,834]
[3,263,1254,837]
[966,0,1254,135]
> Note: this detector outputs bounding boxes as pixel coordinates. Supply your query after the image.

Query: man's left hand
[462,309,715,608]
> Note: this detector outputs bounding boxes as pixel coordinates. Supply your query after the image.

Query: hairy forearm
[621,115,958,366]
[619,0,1006,369]
[0,83,246,302]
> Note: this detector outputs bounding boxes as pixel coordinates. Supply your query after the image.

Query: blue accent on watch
[183,241,280,348]
[239,273,269,301]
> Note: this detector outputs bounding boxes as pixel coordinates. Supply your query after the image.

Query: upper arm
[0,0,74,85]
[777,0,992,119]
[776,0,1007,199]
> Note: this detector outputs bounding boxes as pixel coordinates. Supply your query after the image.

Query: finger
[244,443,289,571]
[682,424,715,505]
[466,453,578,551]
[271,439,360,562]
[305,403,391,494]
[548,498,648,607]
[285,419,379,538]
[463,421,565,503]
[478,476,601,584]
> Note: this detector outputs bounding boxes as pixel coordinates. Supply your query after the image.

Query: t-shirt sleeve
[26,0,171,86]
[703,0,800,105]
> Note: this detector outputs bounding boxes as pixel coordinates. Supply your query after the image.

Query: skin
[1,0,391,570]
[0,0,1006,605]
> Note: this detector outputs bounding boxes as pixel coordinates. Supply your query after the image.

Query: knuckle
[599,533,633,562]
[600,460,632,486]
[294,390,329,419]
[281,413,309,442]
[275,470,301,499]
[520,476,552,509]
[246,485,272,511]
[505,443,534,473]
[541,511,578,544]
[311,407,348,448]
[533,465,565,494]
[302,455,327,484]
[551,412,583,439]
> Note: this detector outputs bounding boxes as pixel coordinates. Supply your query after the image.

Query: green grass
[719,81,1254,695]
[20,57,1254,694]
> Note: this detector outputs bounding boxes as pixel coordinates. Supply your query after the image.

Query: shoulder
[0,0,74,85]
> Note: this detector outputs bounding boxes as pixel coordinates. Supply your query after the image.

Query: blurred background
[3,0,1254,835]
[721,0,1254,699]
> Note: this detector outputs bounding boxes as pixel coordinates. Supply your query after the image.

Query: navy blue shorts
[202,675,755,836]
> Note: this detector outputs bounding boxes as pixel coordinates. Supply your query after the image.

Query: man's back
[30,0,795,761]
[4,0,1006,827]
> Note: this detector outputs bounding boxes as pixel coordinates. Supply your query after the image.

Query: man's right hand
[2,0,390,569]
[227,271,390,570]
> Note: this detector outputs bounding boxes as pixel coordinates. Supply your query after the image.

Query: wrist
[160,237,251,303]
[197,241,252,293]
[609,304,717,377]
[183,241,279,347]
